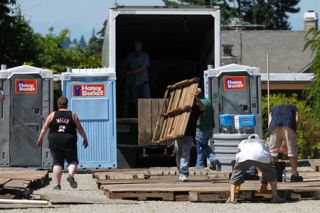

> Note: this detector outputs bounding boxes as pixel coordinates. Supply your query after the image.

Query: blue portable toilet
[61,67,117,169]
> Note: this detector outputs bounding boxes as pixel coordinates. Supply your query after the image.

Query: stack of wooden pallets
[0,167,49,199]
[93,167,320,202]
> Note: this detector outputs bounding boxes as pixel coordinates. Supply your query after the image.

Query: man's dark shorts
[230,160,277,185]
[50,147,79,167]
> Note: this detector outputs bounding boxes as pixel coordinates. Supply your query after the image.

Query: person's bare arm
[37,112,54,147]
[295,111,298,129]
[194,92,204,112]
[72,112,88,148]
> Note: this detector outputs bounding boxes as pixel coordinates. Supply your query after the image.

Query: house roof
[221,30,315,74]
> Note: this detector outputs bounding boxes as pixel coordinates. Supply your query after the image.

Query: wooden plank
[40,194,139,204]
[138,99,150,145]
[144,99,152,144]
[138,99,166,145]
[152,89,170,143]
[0,170,49,189]
[150,99,163,143]
[0,171,49,180]
[3,179,31,189]
[0,195,15,199]
[0,178,10,187]
[107,190,175,201]
[0,204,60,209]
[98,175,213,186]
[189,191,229,202]
[95,171,149,180]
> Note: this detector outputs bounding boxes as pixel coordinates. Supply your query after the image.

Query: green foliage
[162,0,300,30]
[300,27,320,159]
[262,93,320,159]
[0,0,39,67]
[29,28,103,73]
[0,0,103,72]
[304,28,320,124]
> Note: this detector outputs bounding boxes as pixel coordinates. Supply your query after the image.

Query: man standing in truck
[124,40,151,116]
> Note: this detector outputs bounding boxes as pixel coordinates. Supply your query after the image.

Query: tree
[62,37,71,49]
[32,28,82,73]
[79,35,87,48]
[72,38,78,45]
[272,0,300,30]
[304,28,320,124]
[78,28,103,68]
[162,0,300,30]
[0,0,39,67]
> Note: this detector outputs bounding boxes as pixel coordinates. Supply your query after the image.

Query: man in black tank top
[37,96,88,190]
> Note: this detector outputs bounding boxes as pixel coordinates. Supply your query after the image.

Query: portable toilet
[204,63,262,136]
[0,65,53,168]
[204,63,262,171]
[60,67,117,169]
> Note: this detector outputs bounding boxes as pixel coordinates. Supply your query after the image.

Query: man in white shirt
[226,134,285,204]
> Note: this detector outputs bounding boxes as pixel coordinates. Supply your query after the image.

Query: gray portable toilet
[60,67,117,169]
[204,63,262,171]
[0,65,53,168]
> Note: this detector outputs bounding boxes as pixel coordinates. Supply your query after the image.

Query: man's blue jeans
[195,129,215,168]
[175,136,193,178]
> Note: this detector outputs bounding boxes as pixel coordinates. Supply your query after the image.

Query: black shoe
[53,184,61,190]
[291,175,303,182]
[209,160,216,170]
[67,175,78,188]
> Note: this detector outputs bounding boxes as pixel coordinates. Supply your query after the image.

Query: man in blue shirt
[124,41,151,115]
[267,104,303,182]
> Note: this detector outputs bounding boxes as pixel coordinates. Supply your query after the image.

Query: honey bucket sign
[15,79,37,94]
[72,84,105,97]
[223,76,246,91]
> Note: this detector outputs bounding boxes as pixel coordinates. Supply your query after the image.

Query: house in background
[221,10,318,98]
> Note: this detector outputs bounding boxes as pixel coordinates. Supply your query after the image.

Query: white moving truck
[102,6,221,168]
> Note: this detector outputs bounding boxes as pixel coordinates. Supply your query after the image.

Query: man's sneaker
[271,195,285,203]
[179,175,188,182]
[225,197,237,204]
[291,175,303,182]
[67,175,78,188]
[209,160,216,170]
[53,184,61,190]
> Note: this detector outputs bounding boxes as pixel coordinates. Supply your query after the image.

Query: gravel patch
[3,167,320,213]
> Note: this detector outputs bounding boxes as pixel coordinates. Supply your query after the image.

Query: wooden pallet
[0,168,49,199]
[94,168,320,202]
[152,78,200,144]
[138,99,167,145]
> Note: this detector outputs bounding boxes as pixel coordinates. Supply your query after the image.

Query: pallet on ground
[95,168,320,202]
[0,168,49,199]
